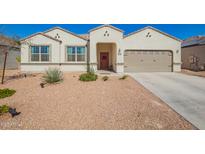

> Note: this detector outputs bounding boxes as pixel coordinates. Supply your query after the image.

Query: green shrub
[42,68,63,84]
[16,56,21,63]
[0,89,16,99]
[0,105,9,115]
[119,75,128,80]
[102,76,109,81]
[79,73,98,82]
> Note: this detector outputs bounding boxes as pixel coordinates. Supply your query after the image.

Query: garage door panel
[124,50,172,72]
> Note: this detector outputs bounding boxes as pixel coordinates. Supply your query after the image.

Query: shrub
[16,56,21,63]
[119,75,128,80]
[0,89,16,99]
[0,105,9,115]
[102,76,109,81]
[42,68,63,84]
[79,73,98,82]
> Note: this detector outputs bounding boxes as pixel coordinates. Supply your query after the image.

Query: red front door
[100,52,109,70]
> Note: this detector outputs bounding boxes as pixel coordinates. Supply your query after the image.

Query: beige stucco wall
[182,45,205,71]
[89,27,124,73]
[21,64,88,72]
[123,28,182,72]
[45,29,88,63]
[21,34,61,64]
[21,64,60,73]
[21,29,88,72]
[21,26,181,73]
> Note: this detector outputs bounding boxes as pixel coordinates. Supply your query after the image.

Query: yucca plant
[42,68,63,84]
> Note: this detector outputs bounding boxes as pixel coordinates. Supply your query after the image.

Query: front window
[31,46,40,61]
[67,47,76,61]
[77,47,85,61]
[41,46,49,61]
[67,46,86,62]
[31,46,50,62]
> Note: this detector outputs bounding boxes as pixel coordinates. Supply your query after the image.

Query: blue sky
[0,24,205,40]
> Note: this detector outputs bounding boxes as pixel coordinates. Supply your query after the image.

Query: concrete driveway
[129,72,205,129]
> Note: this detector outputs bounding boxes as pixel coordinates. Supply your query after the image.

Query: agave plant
[42,68,63,84]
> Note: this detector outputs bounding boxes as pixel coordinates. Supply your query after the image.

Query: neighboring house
[0,35,20,69]
[20,25,182,73]
[181,36,205,71]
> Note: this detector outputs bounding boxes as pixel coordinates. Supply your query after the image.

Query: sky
[0,24,205,40]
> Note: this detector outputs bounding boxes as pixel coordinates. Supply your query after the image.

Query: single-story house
[0,35,20,69]
[20,25,182,73]
[181,36,205,71]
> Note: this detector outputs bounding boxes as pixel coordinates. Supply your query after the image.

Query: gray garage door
[124,50,172,72]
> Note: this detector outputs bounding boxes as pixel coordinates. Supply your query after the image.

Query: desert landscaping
[0,71,194,130]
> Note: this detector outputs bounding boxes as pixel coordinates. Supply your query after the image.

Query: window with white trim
[67,46,76,61]
[67,46,86,62]
[31,45,50,62]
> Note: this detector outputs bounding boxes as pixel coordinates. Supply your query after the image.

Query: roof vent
[55,33,60,39]
[104,31,110,37]
[146,32,152,38]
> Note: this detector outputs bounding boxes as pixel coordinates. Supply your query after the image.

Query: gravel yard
[0,72,194,130]
[0,69,20,77]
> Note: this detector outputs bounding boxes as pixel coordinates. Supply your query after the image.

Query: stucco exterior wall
[89,27,124,73]
[21,30,88,72]
[182,45,205,71]
[123,28,181,72]
[21,34,61,64]
[21,64,60,72]
[45,29,88,63]
[21,64,87,72]
[21,26,181,73]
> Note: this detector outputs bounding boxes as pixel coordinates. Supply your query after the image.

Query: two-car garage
[122,26,182,73]
[124,50,173,72]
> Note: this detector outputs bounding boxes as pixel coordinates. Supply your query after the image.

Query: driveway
[130,72,205,129]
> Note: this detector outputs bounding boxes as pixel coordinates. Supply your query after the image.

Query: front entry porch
[96,70,120,76]
[96,43,117,71]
